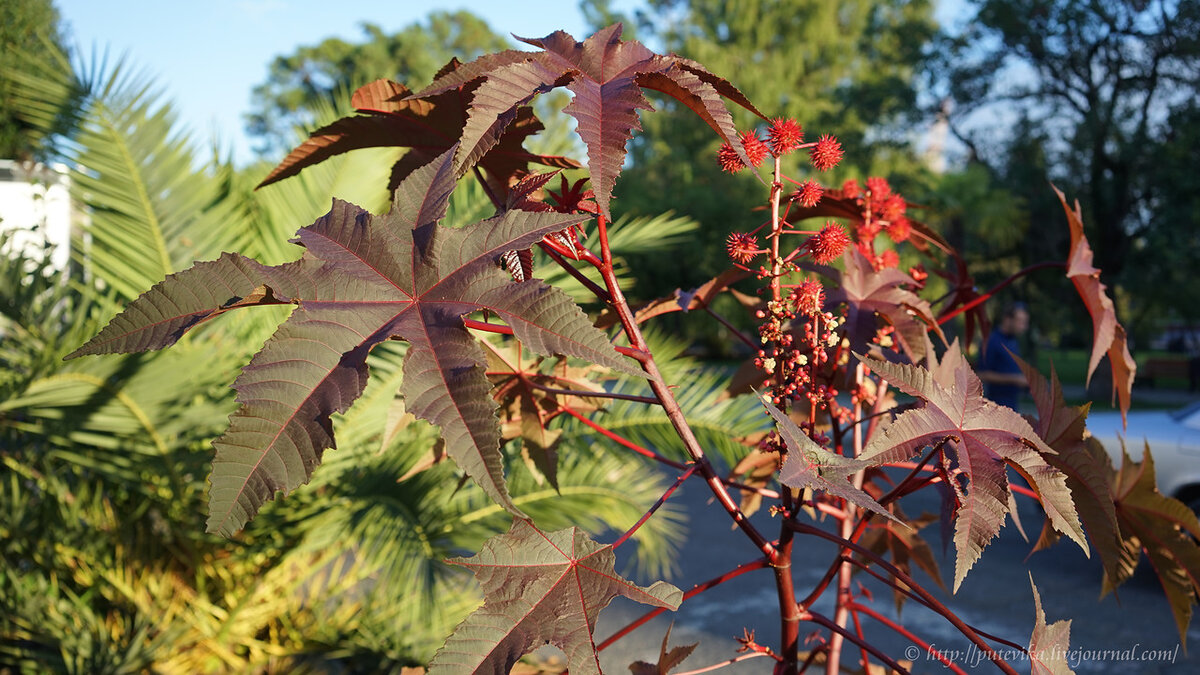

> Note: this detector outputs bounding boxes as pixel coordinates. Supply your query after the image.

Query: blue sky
[55,1,964,166]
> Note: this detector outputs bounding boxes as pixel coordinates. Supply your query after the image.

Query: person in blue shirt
[979,302,1030,410]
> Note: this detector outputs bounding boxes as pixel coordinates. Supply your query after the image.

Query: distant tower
[924,98,951,174]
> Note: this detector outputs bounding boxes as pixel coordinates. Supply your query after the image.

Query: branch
[612,464,695,549]
[596,556,771,651]
[848,601,968,675]
[788,521,1021,675]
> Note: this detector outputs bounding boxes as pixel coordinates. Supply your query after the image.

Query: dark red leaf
[72,149,634,535]
[429,519,682,675]
[858,343,1086,590]
[415,24,760,219]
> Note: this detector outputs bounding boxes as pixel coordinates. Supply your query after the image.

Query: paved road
[595,472,1196,674]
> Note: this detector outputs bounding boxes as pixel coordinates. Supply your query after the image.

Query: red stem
[788,521,1020,675]
[561,406,687,469]
[801,609,909,674]
[537,240,612,302]
[592,212,777,558]
[848,601,968,675]
[937,262,1064,325]
[613,465,696,549]
[596,556,771,651]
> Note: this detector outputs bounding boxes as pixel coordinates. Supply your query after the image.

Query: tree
[933,0,1200,301]
[0,0,71,159]
[245,10,511,156]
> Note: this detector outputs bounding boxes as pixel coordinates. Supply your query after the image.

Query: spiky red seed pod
[857,220,882,243]
[810,134,843,171]
[793,279,825,317]
[717,142,746,173]
[879,193,907,222]
[767,117,804,156]
[865,176,891,200]
[841,179,861,199]
[795,180,823,208]
[879,249,900,269]
[726,231,761,263]
[885,216,911,242]
[741,131,768,167]
[807,222,851,264]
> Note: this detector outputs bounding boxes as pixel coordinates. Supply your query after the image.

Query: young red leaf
[1106,445,1200,642]
[761,395,900,524]
[822,248,945,364]
[257,75,579,200]
[70,149,636,535]
[628,623,698,675]
[857,342,1086,591]
[1052,184,1136,423]
[1028,575,1074,675]
[415,23,762,219]
[428,519,682,675]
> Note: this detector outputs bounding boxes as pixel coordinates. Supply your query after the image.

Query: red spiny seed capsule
[717,142,746,173]
[795,179,823,208]
[885,216,912,242]
[809,134,843,171]
[726,231,761,263]
[793,279,825,317]
[866,176,891,200]
[807,222,851,264]
[741,130,769,167]
[879,249,900,269]
[857,220,882,243]
[767,117,804,156]
[841,178,861,199]
[879,193,907,222]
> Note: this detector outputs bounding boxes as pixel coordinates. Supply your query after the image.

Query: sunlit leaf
[428,519,682,675]
[858,342,1086,590]
[416,23,762,219]
[1052,184,1135,423]
[70,149,635,535]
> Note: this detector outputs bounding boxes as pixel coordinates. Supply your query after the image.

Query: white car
[1085,401,1200,512]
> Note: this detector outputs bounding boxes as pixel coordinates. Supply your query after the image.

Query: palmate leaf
[257,72,580,200]
[822,248,945,364]
[1028,575,1074,675]
[69,149,637,536]
[429,518,682,675]
[761,395,900,524]
[415,23,764,219]
[1016,358,1127,587]
[1107,445,1200,642]
[1051,185,1136,423]
[857,342,1086,591]
[628,623,698,675]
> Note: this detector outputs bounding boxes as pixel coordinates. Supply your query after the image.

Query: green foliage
[0,0,71,159]
[933,0,1200,341]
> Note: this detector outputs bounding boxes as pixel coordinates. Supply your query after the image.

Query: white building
[0,160,74,270]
